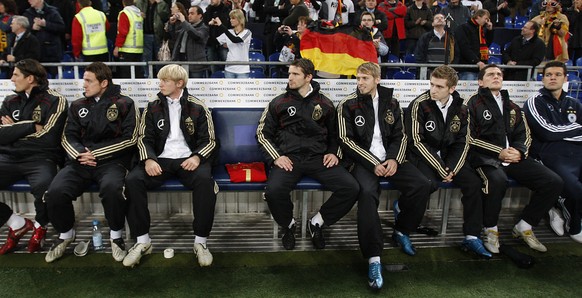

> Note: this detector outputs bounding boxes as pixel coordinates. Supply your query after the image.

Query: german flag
[300,24,378,76]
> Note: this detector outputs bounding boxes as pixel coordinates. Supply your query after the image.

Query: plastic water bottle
[92,219,104,251]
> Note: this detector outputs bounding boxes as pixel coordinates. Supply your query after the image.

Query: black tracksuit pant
[45,162,128,233]
[0,160,58,227]
[352,162,431,259]
[537,144,582,235]
[124,158,217,238]
[414,161,483,237]
[476,157,563,228]
[264,155,360,229]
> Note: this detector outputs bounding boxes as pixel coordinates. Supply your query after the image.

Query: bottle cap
[92,219,100,225]
[164,248,174,259]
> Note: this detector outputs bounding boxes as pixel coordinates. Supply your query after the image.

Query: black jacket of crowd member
[502,34,545,81]
[455,19,493,65]
[337,85,407,173]
[566,6,582,50]
[0,84,67,164]
[203,2,231,47]
[466,87,530,168]
[257,80,339,166]
[5,30,41,63]
[62,84,139,167]
[405,90,469,178]
[23,2,65,63]
[138,88,218,163]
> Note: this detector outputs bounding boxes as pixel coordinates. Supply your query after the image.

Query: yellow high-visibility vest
[75,7,108,56]
[118,7,144,54]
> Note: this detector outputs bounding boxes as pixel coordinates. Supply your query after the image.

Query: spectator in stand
[136,0,170,77]
[502,21,545,80]
[404,0,433,55]
[0,16,41,68]
[378,0,407,58]
[566,0,582,62]
[204,0,230,73]
[211,9,251,78]
[355,0,388,32]
[191,0,210,12]
[304,0,323,21]
[455,9,492,80]
[47,0,75,45]
[441,0,471,32]
[257,0,291,58]
[431,0,449,14]
[415,12,459,64]
[462,0,483,14]
[170,5,209,78]
[0,59,67,255]
[114,0,144,78]
[282,0,309,26]
[71,0,110,62]
[0,0,16,57]
[531,0,543,19]
[229,0,247,16]
[483,0,510,27]
[531,0,569,62]
[165,2,188,54]
[274,16,310,77]
[321,0,355,25]
[360,11,389,60]
[17,1,30,15]
[24,0,65,78]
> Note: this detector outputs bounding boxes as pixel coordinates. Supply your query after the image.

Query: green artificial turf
[1,243,581,297]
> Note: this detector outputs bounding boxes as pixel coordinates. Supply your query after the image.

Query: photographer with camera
[532,0,570,62]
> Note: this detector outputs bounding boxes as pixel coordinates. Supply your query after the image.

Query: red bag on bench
[225,162,267,183]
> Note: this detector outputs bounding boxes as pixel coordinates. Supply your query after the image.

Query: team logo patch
[483,110,492,121]
[385,110,394,124]
[107,104,118,121]
[425,120,436,132]
[157,119,165,130]
[32,106,41,123]
[12,110,19,121]
[355,115,365,127]
[450,115,460,133]
[567,107,577,123]
[78,108,89,118]
[547,104,554,112]
[185,117,195,135]
[287,106,296,117]
[509,110,516,128]
[312,104,322,121]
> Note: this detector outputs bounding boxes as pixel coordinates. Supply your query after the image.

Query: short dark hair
[190,5,203,15]
[85,62,113,86]
[78,0,91,7]
[431,65,458,87]
[542,60,567,76]
[478,64,503,80]
[290,58,315,77]
[529,21,540,36]
[122,0,134,6]
[14,59,48,88]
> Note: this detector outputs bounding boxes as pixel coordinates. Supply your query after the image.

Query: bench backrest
[212,108,266,165]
